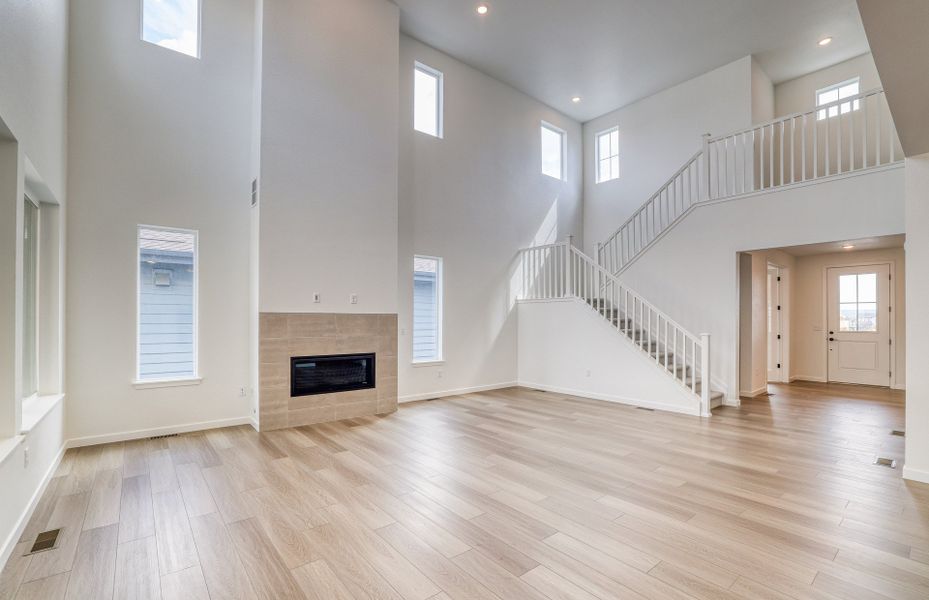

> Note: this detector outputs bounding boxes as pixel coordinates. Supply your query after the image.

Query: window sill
[132,377,203,390]
[21,393,65,434]
[412,360,445,368]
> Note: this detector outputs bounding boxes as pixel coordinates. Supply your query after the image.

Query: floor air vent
[27,529,61,555]
[149,433,179,440]
[874,457,897,468]
[891,430,905,437]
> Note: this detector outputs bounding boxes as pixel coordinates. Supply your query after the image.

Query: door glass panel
[857,303,877,332]
[858,273,877,302]
[839,275,857,303]
[839,304,858,331]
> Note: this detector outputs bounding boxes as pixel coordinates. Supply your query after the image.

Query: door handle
[829,337,835,341]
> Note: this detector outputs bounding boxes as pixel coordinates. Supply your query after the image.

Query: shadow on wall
[508,198,560,310]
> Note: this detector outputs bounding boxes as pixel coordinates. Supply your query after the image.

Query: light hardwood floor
[1,382,927,599]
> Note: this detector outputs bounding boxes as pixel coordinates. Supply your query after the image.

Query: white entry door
[826,264,891,387]
[767,265,782,382]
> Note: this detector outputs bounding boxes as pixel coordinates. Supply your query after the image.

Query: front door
[826,264,891,387]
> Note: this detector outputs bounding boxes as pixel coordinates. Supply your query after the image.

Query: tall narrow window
[414,62,444,138]
[413,256,442,363]
[816,78,860,120]
[541,122,565,180]
[137,226,198,382]
[142,0,201,58]
[596,127,620,183]
[22,197,39,398]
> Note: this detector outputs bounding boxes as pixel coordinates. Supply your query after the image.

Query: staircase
[517,242,722,416]
[597,88,901,275]
[518,89,902,417]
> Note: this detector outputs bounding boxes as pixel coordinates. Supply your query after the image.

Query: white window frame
[412,255,444,365]
[135,224,201,387]
[596,126,620,183]
[413,62,444,139]
[22,195,40,402]
[815,77,860,121]
[541,121,567,181]
[140,0,202,59]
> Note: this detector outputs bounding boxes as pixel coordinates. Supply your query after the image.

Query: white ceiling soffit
[774,234,905,257]
[395,0,870,122]
[858,0,929,157]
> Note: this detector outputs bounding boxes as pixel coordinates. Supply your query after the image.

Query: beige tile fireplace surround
[259,313,398,430]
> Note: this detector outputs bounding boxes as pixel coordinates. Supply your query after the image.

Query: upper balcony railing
[598,88,901,275]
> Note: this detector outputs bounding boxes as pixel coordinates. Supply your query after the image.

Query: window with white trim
[596,127,620,183]
[413,256,442,363]
[22,197,39,399]
[142,0,201,58]
[816,78,860,120]
[414,62,444,138]
[137,226,198,381]
[541,122,565,180]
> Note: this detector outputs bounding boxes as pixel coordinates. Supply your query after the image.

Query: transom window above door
[838,272,877,332]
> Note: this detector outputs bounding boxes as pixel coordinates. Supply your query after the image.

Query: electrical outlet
[350,293,358,305]
[313,292,321,303]
[239,387,247,397]
[23,446,29,468]
[585,369,591,377]
[437,370,444,379]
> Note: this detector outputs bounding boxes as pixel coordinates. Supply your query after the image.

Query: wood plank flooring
[2,381,928,599]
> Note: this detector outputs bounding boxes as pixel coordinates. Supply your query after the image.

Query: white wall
[397,36,583,402]
[583,57,755,255]
[66,0,255,440]
[751,57,775,123]
[257,0,399,315]
[775,53,881,118]
[619,166,906,402]
[904,154,929,483]
[0,0,68,202]
[738,252,768,395]
[517,300,700,415]
[0,0,69,569]
[790,248,905,386]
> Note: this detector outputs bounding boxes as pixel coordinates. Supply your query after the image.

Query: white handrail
[517,243,711,415]
[598,88,901,276]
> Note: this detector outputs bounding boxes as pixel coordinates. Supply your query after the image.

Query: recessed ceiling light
[819,37,833,46]
[571,96,581,103]
[842,244,855,250]
[476,4,489,15]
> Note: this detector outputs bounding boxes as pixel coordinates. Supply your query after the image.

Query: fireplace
[290,352,376,397]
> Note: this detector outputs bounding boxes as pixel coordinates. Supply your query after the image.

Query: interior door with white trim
[826,264,890,386]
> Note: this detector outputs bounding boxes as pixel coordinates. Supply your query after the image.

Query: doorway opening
[738,234,904,397]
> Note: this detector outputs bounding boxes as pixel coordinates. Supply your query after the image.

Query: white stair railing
[598,89,901,274]
[517,242,711,415]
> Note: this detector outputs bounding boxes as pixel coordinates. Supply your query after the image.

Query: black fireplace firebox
[290,353,376,397]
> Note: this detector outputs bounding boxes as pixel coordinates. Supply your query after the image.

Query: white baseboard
[739,386,768,398]
[892,383,906,391]
[0,442,67,572]
[399,382,517,404]
[67,416,254,449]
[902,465,929,485]
[722,397,741,407]
[517,381,701,417]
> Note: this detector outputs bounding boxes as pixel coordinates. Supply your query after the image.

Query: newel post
[701,133,712,202]
[700,333,711,417]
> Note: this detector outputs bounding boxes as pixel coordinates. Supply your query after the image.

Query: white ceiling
[395,0,871,122]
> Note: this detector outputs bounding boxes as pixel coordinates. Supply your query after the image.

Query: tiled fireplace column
[258,313,398,431]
